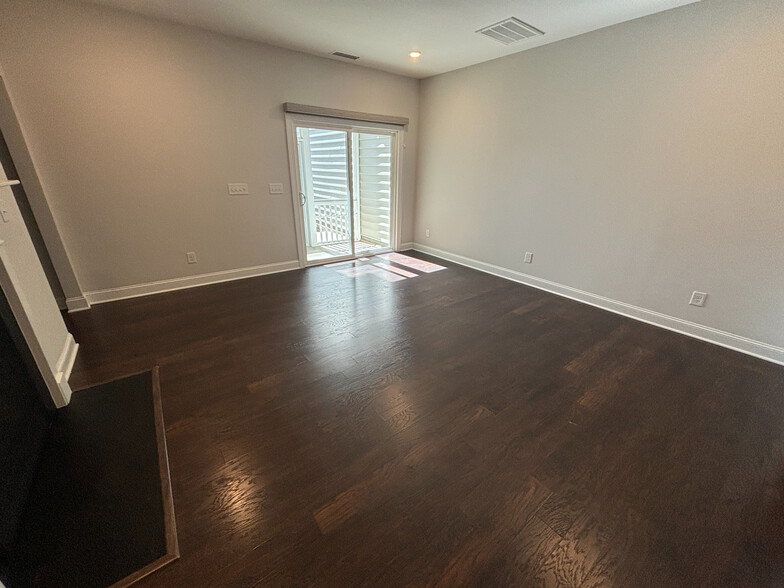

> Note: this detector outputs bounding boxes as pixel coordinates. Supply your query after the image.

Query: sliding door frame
[284,113,402,268]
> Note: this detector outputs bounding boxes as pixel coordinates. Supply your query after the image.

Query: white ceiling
[83,0,701,79]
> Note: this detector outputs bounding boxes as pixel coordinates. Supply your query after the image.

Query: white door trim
[0,239,75,407]
[0,75,88,310]
[284,113,403,267]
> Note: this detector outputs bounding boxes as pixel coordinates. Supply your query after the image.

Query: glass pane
[353,132,392,255]
[297,127,353,263]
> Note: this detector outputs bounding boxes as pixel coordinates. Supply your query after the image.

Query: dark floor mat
[7,370,177,587]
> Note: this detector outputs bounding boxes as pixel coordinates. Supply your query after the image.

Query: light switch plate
[0,209,9,223]
[228,183,249,195]
[269,183,284,195]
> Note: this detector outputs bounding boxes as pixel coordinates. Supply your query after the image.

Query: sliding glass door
[287,117,398,266]
[296,127,353,263]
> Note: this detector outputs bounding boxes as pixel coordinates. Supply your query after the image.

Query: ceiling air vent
[477,17,544,45]
[331,51,360,60]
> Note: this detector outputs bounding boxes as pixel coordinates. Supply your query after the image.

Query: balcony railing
[313,199,351,245]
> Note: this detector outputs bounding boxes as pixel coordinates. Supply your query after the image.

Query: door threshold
[304,246,395,268]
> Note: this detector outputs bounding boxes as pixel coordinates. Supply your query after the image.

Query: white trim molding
[54,333,79,385]
[413,243,784,367]
[0,75,88,304]
[0,239,74,407]
[398,242,415,251]
[85,260,300,306]
[65,296,91,312]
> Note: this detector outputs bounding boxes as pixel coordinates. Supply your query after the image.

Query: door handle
[300,192,306,206]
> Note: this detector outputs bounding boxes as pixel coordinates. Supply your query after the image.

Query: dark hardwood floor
[66,251,784,587]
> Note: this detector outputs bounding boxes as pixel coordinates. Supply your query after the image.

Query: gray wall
[415,0,784,349]
[0,0,419,293]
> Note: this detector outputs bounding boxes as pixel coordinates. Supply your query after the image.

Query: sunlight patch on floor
[377,253,446,274]
[331,253,446,283]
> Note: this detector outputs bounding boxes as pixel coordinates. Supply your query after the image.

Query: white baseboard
[398,242,415,251]
[84,260,300,306]
[65,295,90,312]
[413,243,784,367]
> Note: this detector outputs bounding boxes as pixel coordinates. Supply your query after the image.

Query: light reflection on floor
[378,253,447,274]
[331,253,446,283]
[338,264,405,282]
[373,262,417,278]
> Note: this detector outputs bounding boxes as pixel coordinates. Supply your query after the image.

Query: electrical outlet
[268,183,284,195]
[689,291,707,307]
[425,229,431,238]
[524,252,533,264]
[186,251,197,264]
[228,183,249,195]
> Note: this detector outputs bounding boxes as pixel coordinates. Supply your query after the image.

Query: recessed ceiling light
[409,51,422,59]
